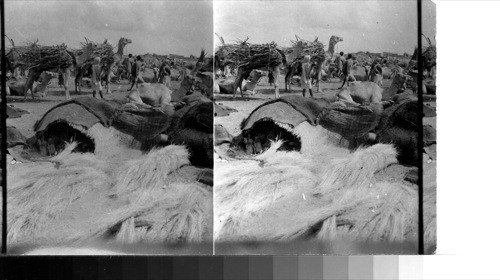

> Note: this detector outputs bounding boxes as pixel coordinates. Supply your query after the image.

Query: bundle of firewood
[78,41,115,68]
[15,42,73,72]
[216,40,283,69]
[288,38,326,64]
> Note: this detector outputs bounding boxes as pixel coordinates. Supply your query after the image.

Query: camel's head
[329,35,343,44]
[119,37,133,46]
[328,36,343,53]
[252,70,265,82]
[38,71,58,85]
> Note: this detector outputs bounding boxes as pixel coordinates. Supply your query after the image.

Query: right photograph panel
[213,0,436,254]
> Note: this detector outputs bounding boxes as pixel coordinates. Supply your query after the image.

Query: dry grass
[6,142,112,243]
[215,138,434,247]
[3,142,212,247]
[114,145,190,202]
[115,182,213,244]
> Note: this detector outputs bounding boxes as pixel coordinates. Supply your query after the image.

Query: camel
[284,35,343,93]
[127,83,176,106]
[4,36,29,80]
[334,71,409,105]
[6,38,97,100]
[216,70,265,95]
[73,38,101,94]
[7,71,57,97]
[284,59,302,92]
[315,35,343,92]
[127,49,206,106]
[233,43,302,99]
[24,65,71,100]
[101,37,132,94]
[214,34,302,99]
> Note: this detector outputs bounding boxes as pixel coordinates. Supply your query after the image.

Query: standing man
[158,61,172,86]
[124,54,133,83]
[128,55,145,91]
[91,57,104,99]
[335,51,346,80]
[368,59,383,82]
[338,54,356,89]
[301,55,314,97]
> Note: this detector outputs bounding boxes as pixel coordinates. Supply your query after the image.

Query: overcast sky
[215,0,436,55]
[5,0,213,57]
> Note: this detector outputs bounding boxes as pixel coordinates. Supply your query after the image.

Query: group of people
[88,54,173,98]
[88,54,144,98]
[298,51,358,98]
[335,52,358,89]
[122,54,145,91]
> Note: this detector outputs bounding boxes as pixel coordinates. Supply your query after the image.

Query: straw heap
[216,40,283,69]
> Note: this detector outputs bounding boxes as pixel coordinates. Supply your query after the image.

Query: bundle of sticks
[289,38,326,64]
[78,41,115,68]
[217,40,283,70]
[15,42,73,72]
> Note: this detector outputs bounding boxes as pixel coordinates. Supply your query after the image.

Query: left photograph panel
[2,0,214,254]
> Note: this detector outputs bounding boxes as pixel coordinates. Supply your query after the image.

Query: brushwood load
[215,40,283,70]
[14,42,73,73]
[287,37,326,65]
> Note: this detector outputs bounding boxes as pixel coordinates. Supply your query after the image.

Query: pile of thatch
[216,40,283,69]
[215,135,435,253]
[288,38,326,64]
[3,143,213,247]
[14,42,73,72]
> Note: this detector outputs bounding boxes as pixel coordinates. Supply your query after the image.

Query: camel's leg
[105,69,111,94]
[284,68,290,93]
[74,68,81,95]
[233,70,244,99]
[13,67,20,79]
[24,71,37,100]
[62,68,71,100]
[273,67,280,99]
[316,63,323,93]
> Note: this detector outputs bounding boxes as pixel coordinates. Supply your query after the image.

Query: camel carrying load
[215,38,292,98]
[75,39,115,67]
[11,43,73,73]
[73,39,116,94]
[5,39,96,100]
[284,37,326,92]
